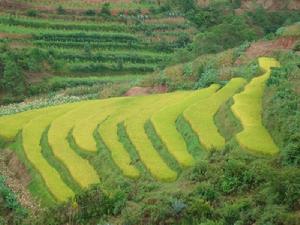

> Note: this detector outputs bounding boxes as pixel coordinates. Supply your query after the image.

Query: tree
[167,0,196,13]
[193,16,257,55]
[57,5,66,15]
[101,3,111,16]
[1,56,25,95]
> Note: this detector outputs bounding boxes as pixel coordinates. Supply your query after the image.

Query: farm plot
[72,97,127,152]
[150,85,219,168]
[0,10,194,78]
[0,107,52,141]
[231,57,280,154]
[98,98,141,179]
[0,66,282,202]
[184,78,247,150]
[48,101,102,188]
[22,104,79,201]
[123,92,191,181]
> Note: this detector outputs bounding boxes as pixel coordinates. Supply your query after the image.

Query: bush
[32,185,127,225]
[85,9,96,16]
[0,176,27,223]
[220,199,254,225]
[220,159,258,194]
[0,55,25,96]
[195,67,219,88]
[26,9,38,17]
[100,3,111,16]
[192,16,257,55]
[232,60,261,80]
[247,7,300,34]
[265,169,300,210]
[194,182,219,202]
[183,62,193,77]
[257,205,298,225]
[188,160,210,182]
[185,198,213,221]
[264,53,300,167]
[56,5,65,15]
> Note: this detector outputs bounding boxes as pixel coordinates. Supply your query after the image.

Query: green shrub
[100,3,111,16]
[33,185,126,225]
[85,9,96,16]
[265,169,300,210]
[183,62,193,77]
[193,16,257,55]
[195,67,219,88]
[220,199,254,225]
[0,176,27,223]
[256,205,298,225]
[56,5,65,15]
[232,60,260,80]
[0,55,25,96]
[264,53,300,167]
[220,159,258,194]
[26,9,38,17]
[247,7,300,34]
[194,182,219,202]
[188,160,210,182]
[185,198,213,221]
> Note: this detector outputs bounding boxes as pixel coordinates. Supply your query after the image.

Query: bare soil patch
[241,0,300,11]
[25,72,51,83]
[0,149,41,213]
[236,37,298,64]
[124,85,168,96]
[0,33,31,39]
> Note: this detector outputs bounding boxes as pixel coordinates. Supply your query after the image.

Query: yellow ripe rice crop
[0,107,56,141]
[231,57,280,154]
[22,104,79,201]
[184,78,246,150]
[98,98,141,179]
[150,85,219,168]
[72,97,126,153]
[124,92,190,181]
[48,101,101,188]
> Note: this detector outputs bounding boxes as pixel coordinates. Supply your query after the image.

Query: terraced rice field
[0,57,280,202]
[184,78,247,150]
[231,57,280,154]
[0,13,195,77]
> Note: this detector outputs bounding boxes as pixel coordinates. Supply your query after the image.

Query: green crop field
[0,3,196,102]
[0,57,282,202]
[0,11,193,78]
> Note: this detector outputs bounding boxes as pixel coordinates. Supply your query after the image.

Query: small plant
[57,5,65,15]
[195,67,219,88]
[85,9,96,16]
[0,176,27,219]
[26,9,38,17]
[100,3,111,16]
[171,199,186,216]
[183,62,193,77]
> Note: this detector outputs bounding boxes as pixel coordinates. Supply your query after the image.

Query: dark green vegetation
[0,0,196,104]
[263,52,300,167]
[0,176,27,224]
[0,0,300,225]
[1,0,299,104]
